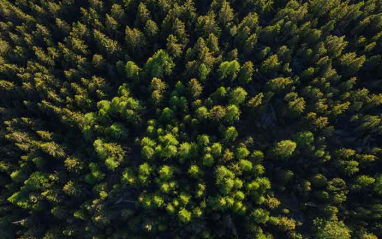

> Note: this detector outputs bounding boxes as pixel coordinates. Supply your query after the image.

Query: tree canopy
[0,0,382,238]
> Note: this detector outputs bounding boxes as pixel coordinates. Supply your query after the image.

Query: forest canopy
[0,0,381,238]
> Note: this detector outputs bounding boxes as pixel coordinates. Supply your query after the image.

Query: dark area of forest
[0,0,381,238]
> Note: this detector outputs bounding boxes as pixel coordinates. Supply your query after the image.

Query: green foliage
[353,175,375,191]
[314,218,351,239]
[188,165,202,178]
[178,208,192,223]
[295,131,314,148]
[178,142,193,163]
[267,77,293,92]
[340,52,366,76]
[239,159,253,172]
[216,166,235,194]
[188,78,203,98]
[273,140,297,160]
[261,54,280,74]
[202,153,214,166]
[160,107,174,122]
[125,61,140,80]
[236,146,250,159]
[108,123,128,140]
[209,105,226,121]
[375,175,382,196]
[1,1,381,238]
[225,105,241,124]
[150,78,167,105]
[159,165,174,180]
[218,60,240,80]
[248,93,264,108]
[196,106,209,120]
[224,126,239,142]
[145,50,175,78]
[94,139,125,170]
[229,87,248,105]
[238,61,254,84]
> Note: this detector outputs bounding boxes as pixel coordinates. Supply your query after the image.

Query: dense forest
[0,0,381,238]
